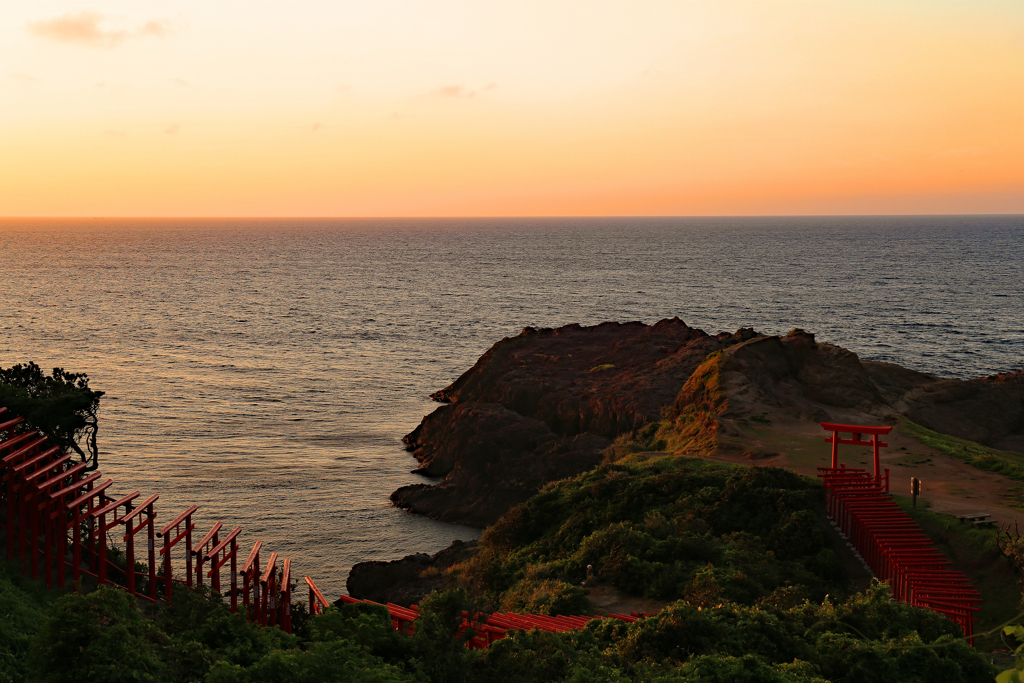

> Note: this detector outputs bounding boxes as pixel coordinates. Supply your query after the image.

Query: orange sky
[3,1,1023,216]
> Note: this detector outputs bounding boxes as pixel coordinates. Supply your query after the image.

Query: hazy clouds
[28,10,174,48]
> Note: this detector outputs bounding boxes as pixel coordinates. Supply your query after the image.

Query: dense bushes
[0,562,53,683]
[472,583,993,683]
[457,456,844,609]
[0,454,1001,681]
[31,587,165,683]
[1,565,996,682]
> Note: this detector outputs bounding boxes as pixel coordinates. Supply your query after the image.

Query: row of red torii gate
[0,405,982,646]
[818,422,980,643]
[0,404,644,644]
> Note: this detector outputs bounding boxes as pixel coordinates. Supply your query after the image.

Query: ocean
[1,216,1021,598]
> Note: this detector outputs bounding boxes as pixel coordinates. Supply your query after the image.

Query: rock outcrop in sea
[345,540,479,606]
[389,319,1024,527]
[392,319,762,525]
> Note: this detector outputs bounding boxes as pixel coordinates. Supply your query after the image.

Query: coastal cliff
[390,319,1024,527]
[392,319,762,525]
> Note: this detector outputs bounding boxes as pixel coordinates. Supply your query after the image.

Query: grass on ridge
[900,417,1024,484]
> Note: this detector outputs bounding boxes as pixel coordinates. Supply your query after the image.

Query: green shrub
[473,629,629,683]
[499,579,589,616]
[461,458,842,609]
[0,562,53,683]
[0,362,103,470]
[29,587,164,683]
[203,640,415,683]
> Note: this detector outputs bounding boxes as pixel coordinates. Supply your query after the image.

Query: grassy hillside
[454,455,844,614]
[0,454,1004,681]
[2,419,1016,681]
[900,418,1024,486]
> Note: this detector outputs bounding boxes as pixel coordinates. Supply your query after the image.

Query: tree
[29,587,163,683]
[0,362,104,471]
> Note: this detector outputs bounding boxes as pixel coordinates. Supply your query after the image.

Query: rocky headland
[348,319,1024,605]
[390,319,1024,526]
[392,320,759,525]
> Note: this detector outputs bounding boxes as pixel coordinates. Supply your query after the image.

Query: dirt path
[710,416,1023,530]
[585,583,665,617]
[584,416,1022,619]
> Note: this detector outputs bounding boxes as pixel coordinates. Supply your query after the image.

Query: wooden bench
[957,512,997,528]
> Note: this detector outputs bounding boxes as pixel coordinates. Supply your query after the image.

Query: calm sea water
[1,216,1022,598]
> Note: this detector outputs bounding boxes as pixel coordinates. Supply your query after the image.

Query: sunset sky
[3,1,1023,216]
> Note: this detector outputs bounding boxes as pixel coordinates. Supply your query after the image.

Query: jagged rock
[426,319,757,439]
[392,319,1024,527]
[720,334,887,416]
[717,331,1023,447]
[394,319,759,525]
[345,539,478,607]
[393,401,609,526]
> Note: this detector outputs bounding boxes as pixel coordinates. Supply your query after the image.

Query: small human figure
[583,564,593,586]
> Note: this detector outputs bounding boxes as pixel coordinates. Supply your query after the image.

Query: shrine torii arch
[821,421,893,484]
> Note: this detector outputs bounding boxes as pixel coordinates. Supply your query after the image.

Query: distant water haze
[0,216,1021,598]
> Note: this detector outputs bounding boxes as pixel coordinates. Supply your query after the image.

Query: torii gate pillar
[821,422,893,483]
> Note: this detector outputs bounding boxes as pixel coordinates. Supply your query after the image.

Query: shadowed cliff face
[392,319,761,525]
[345,540,478,606]
[390,321,1024,528]
[392,401,609,526]
[976,368,1024,453]
[428,319,757,439]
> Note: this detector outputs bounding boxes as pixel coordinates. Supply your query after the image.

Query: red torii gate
[821,421,892,486]
[817,421,981,644]
[35,460,87,587]
[193,521,223,588]
[0,404,297,637]
[260,552,279,627]
[157,505,198,599]
[306,575,330,616]
[5,441,59,564]
[279,558,292,634]
[240,541,263,619]
[121,493,159,600]
[204,525,242,612]
[65,477,114,585]
[90,491,141,588]
[48,470,103,589]
[21,450,73,579]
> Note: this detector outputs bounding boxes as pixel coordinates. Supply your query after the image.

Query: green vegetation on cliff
[455,456,842,614]
[0,561,54,682]
[663,351,729,456]
[1,376,1013,681]
[1,454,1003,681]
[0,561,996,682]
[900,418,1024,486]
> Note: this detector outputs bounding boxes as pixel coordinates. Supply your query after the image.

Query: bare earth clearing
[710,415,1023,529]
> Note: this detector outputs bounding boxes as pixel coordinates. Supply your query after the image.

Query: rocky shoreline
[390,319,1023,527]
[345,539,479,606]
[348,319,1024,604]
[391,319,762,525]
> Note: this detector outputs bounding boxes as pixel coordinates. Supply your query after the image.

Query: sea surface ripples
[1,216,1021,597]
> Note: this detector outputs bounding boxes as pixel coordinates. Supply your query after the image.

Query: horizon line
[2,213,1023,220]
